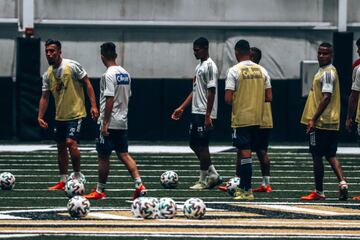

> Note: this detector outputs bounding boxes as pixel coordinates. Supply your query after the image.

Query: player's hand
[204,115,213,130]
[38,118,48,129]
[90,107,99,121]
[306,120,314,134]
[101,122,109,136]
[171,108,184,120]
[345,118,353,132]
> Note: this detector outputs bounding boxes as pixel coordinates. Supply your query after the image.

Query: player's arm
[38,91,50,129]
[346,90,359,131]
[101,96,114,136]
[225,90,233,105]
[171,76,195,120]
[306,92,332,134]
[82,76,99,120]
[225,67,237,105]
[265,88,272,102]
[205,87,215,129]
[264,68,272,102]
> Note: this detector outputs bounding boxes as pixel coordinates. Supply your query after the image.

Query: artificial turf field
[1,144,360,239]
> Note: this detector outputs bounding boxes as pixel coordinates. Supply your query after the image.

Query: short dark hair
[319,42,333,49]
[235,39,250,55]
[356,38,360,47]
[45,39,61,49]
[250,47,262,64]
[193,37,209,48]
[100,42,117,59]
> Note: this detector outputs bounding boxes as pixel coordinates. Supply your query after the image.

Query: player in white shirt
[84,42,147,200]
[171,37,222,190]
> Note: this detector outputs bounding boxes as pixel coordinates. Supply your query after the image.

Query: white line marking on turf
[0,214,29,220]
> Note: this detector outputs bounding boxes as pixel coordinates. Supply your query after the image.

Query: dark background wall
[2,77,355,143]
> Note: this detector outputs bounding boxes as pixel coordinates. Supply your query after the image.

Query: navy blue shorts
[54,119,82,143]
[309,128,338,158]
[96,129,129,156]
[189,114,213,146]
[232,126,260,150]
[251,128,271,152]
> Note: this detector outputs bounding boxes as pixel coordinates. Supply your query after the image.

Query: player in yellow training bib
[38,39,99,191]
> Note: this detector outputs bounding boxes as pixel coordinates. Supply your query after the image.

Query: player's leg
[114,130,146,199]
[301,129,325,200]
[65,119,82,175]
[253,129,272,192]
[233,127,255,200]
[84,131,112,200]
[48,121,68,190]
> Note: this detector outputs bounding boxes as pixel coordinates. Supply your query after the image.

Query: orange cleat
[217,185,228,192]
[300,191,325,201]
[83,190,107,200]
[353,195,360,200]
[48,181,65,191]
[252,185,272,193]
[133,184,147,200]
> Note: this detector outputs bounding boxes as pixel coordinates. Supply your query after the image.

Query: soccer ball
[226,177,241,196]
[131,197,144,218]
[67,196,90,218]
[139,197,159,219]
[160,170,179,189]
[67,172,86,184]
[158,197,177,219]
[0,172,15,190]
[65,179,85,198]
[183,198,206,219]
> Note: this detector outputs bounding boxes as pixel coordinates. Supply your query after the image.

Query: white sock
[200,170,208,182]
[60,174,67,183]
[134,177,142,188]
[263,176,270,186]
[96,183,106,193]
[339,180,348,188]
[316,190,324,196]
[208,165,219,177]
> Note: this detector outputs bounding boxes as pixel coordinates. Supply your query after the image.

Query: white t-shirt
[98,65,131,130]
[351,64,360,91]
[225,60,271,91]
[42,58,87,91]
[191,57,218,119]
[318,64,336,93]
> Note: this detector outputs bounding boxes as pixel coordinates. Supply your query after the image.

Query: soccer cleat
[300,191,325,201]
[338,183,348,201]
[189,181,207,190]
[133,184,147,200]
[217,185,228,192]
[48,181,65,191]
[233,189,255,201]
[83,190,107,200]
[353,195,360,200]
[252,185,272,193]
[206,176,223,189]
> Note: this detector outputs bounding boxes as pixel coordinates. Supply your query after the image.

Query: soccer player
[300,42,348,201]
[38,39,99,191]
[250,47,273,193]
[171,37,222,190]
[225,40,272,200]
[346,38,360,200]
[83,42,147,200]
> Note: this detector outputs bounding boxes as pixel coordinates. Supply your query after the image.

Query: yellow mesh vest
[260,103,273,129]
[231,64,265,128]
[300,65,340,130]
[47,64,87,121]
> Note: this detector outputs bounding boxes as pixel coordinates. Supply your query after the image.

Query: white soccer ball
[131,197,144,218]
[226,177,241,196]
[67,172,86,184]
[65,179,85,198]
[183,198,206,219]
[0,172,15,190]
[139,197,159,219]
[158,197,177,219]
[160,170,179,189]
[67,196,90,218]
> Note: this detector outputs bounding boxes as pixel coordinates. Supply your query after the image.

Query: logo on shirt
[116,73,130,85]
